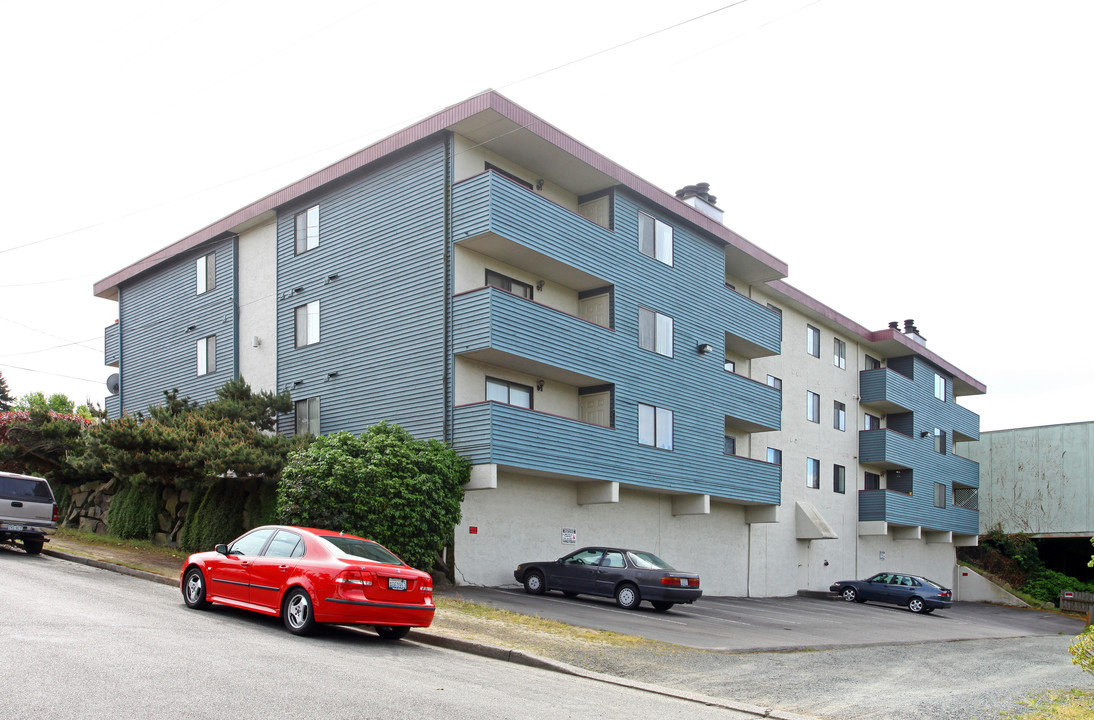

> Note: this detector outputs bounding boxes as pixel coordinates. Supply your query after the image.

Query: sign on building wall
[562,528,577,545]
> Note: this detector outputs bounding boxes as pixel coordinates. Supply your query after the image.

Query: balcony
[104,322,119,367]
[105,393,120,419]
[452,172,615,293]
[858,428,918,470]
[453,287,615,383]
[858,489,979,535]
[950,454,979,489]
[859,368,915,414]
[721,371,781,432]
[452,401,782,505]
[722,287,781,358]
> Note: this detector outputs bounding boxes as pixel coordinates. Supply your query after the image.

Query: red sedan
[180,525,434,639]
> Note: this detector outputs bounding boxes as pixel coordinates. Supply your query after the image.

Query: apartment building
[94,91,984,596]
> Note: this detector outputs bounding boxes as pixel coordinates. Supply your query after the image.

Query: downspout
[232,235,240,381]
[443,132,454,444]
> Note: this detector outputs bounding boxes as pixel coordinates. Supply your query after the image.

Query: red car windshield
[318,535,404,565]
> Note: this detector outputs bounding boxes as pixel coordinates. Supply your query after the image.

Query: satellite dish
[106,373,120,395]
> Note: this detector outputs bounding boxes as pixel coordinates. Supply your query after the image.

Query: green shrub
[106,482,160,540]
[277,423,469,572]
[1069,625,1094,678]
[178,480,247,553]
[1021,567,1094,606]
[244,480,278,527]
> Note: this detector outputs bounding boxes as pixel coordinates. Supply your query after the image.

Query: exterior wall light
[697,343,714,354]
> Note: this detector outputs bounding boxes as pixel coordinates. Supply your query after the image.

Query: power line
[0,362,104,386]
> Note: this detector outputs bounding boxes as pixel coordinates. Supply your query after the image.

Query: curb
[43,548,821,720]
[43,549,178,588]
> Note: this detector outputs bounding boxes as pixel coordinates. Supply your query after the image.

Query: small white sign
[879,550,886,561]
[562,527,577,545]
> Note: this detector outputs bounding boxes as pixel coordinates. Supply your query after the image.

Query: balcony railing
[858,488,978,535]
[104,322,119,367]
[859,368,915,414]
[452,401,781,505]
[859,428,917,470]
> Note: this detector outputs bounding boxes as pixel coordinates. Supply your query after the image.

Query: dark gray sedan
[514,546,701,611]
[830,572,952,613]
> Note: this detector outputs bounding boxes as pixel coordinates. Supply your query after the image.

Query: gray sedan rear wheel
[908,597,927,614]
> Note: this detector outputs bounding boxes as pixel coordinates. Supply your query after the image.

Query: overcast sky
[2,0,1091,432]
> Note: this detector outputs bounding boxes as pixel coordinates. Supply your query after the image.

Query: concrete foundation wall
[952,565,1029,606]
[454,471,961,597]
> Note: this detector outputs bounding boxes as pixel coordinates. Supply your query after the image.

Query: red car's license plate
[388,578,407,591]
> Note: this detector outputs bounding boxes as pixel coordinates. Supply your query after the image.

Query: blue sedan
[830,572,952,613]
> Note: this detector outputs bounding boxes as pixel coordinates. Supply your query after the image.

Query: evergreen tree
[0,372,12,411]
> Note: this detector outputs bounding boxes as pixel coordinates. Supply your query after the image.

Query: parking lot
[446,586,1085,652]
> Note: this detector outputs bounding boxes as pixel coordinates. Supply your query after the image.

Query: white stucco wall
[236,216,277,392]
[454,471,751,596]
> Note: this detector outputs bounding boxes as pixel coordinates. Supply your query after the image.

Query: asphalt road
[0,548,772,720]
[450,585,1084,651]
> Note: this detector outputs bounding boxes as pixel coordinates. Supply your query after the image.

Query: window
[294,205,319,254]
[865,472,881,490]
[834,401,846,431]
[724,359,735,373]
[806,391,820,423]
[196,335,216,375]
[638,403,673,450]
[295,301,320,347]
[295,397,320,436]
[833,464,846,494]
[723,436,736,455]
[934,427,946,454]
[196,252,215,294]
[806,325,820,357]
[485,162,533,190]
[638,212,673,265]
[934,372,946,401]
[865,413,881,431]
[638,307,673,357]
[834,338,846,369]
[767,448,782,465]
[806,458,820,489]
[865,354,881,370]
[485,270,533,299]
[766,375,782,391]
[934,482,946,508]
[486,377,532,408]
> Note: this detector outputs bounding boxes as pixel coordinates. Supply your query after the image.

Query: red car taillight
[334,567,375,589]
[52,503,59,523]
[661,576,699,587]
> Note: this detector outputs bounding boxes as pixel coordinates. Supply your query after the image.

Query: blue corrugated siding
[452,402,781,503]
[105,394,120,419]
[116,237,237,414]
[450,174,783,504]
[104,322,119,367]
[859,368,915,413]
[858,355,981,533]
[452,173,781,356]
[859,490,978,535]
[275,140,448,439]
